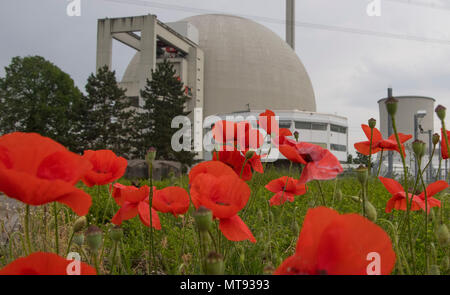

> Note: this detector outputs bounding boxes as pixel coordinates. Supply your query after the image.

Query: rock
[0,193,22,246]
[125,160,182,180]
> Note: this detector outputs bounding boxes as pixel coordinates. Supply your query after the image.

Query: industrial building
[96,3,349,162]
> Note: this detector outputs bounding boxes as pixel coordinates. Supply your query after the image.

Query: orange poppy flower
[265,176,307,206]
[189,161,256,243]
[0,132,92,216]
[354,124,412,156]
[111,185,161,230]
[379,177,447,213]
[213,150,263,181]
[0,252,96,275]
[274,207,396,275]
[152,186,190,217]
[441,128,450,159]
[82,150,128,187]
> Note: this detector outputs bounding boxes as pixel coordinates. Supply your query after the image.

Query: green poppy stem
[53,203,59,255]
[24,205,32,255]
[376,149,384,178]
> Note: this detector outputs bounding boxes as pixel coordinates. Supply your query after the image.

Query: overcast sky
[1,0,449,154]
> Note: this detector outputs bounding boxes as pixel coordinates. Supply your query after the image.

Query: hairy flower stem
[391,115,416,274]
[368,128,374,176]
[148,162,155,274]
[110,241,118,275]
[316,180,327,207]
[53,203,59,255]
[24,205,32,255]
[376,149,384,178]
[65,231,75,257]
[361,181,366,218]
[417,158,430,274]
[278,162,293,219]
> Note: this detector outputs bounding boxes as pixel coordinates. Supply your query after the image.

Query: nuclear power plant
[96,1,349,161]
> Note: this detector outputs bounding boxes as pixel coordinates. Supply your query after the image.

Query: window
[295,121,311,130]
[330,124,347,134]
[310,142,327,148]
[312,123,327,131]
[279,120,292,129]
[331,144,347,152]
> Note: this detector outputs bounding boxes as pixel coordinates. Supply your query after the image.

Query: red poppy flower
[152,186,190,217]
[274,207,396,275]
[111,185,161,230]
[189,160,236,184]
[258,109,278,135]
[189,161,256,243]
[265,176,307,206]
[0,252,96,275]
[354,125,412,156]
[212,120,238,145]
[110,183,138,206]
[236,121,264,150]
[379,177,447,213]
[275,135,307,164]
[213,150,263,181]
[441,128,450,159]
[82,150,128,187]
[0,132,92,216]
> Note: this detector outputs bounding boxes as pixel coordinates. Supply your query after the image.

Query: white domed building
[96,13,348,161]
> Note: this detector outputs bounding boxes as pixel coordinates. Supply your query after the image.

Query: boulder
[125,160,182,180]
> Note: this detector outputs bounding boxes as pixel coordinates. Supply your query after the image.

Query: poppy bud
[239,251,245,265]
[349,195,361,203]
[364,201,377,222]
[356,165,368,185]
[193,206,212,232]
[432,133,440,146]
[245,150,255,160]
[336,189,343,202]
[73,216,87,233]
[291,222,300,235]
[428,265,440,275]
[385,97,398,116]
[146,147,157,164]
[263,263,275,275]
[73,232,85,246]
[412,140,426,159]
[294,131,299,141]
[368,118,376,129]
[435,105,446,121]
[110,226,123,242]
[205,252,224,275]
[436,224,450,247]
[85,225,103,252]
[442,255,449,271]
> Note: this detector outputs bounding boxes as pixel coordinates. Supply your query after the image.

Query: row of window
[281,121,347,134]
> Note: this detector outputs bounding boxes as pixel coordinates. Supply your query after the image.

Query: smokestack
[286,0,295,49]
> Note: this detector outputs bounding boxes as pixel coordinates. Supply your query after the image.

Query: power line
[101,0,450,45]
[385,0,450,12]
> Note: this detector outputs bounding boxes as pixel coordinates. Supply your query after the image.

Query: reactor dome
[122,14,317,116]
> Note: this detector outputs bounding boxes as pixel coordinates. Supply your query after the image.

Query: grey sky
[0,0,449,154]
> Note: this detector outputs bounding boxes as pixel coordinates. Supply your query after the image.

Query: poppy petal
[137,201,162,230]
[111,202,139,225]
[379,177,404,196]
[219,215,256,243]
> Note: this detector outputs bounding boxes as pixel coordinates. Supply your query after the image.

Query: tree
[82,66,136,157]
[0,56,84,152]
[133,60,197,168]
[353,152,374,167]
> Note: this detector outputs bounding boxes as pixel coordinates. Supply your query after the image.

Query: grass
[1,165,449,275]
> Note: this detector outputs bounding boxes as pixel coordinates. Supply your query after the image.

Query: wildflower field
[0,104,449,275]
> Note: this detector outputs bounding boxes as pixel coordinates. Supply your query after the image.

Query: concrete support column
[138,14,157,106]
[96,18,113,71]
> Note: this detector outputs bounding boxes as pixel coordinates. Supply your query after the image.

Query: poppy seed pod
[436,224,450,247]
[205,252,224,275]
[193,206,212,232]
[435,105,446,121]
[412,140,426,159]
[432,133,440,146]
[364,201,377,222]
[110,226,123,242]
[73,216,87,233]
[294,131,299,141]
[245,150,255,160]
[146,147,157,164]
[85,225,103,252]
[356,165,368,185]
[368,118,376,129]
[385,97,399,116]
[73,232,85,246]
